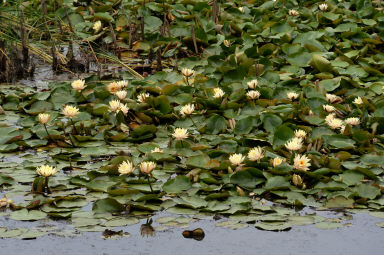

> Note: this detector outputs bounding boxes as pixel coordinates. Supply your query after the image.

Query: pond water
[0,210,383,255]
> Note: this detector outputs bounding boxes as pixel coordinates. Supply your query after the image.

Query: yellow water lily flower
[118,161,134,176]
[293,154,311,171]
[172,128,188,140]
[38,113,50,125]
[36,165,58,177]
[62,105,79,118]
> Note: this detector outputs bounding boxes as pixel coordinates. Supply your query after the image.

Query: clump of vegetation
[0,0,384,236]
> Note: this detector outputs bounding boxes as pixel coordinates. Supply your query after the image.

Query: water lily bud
[248,147,264,161]
[172,128,189,140]
[93,20,102,33]
[345,117,360,126]
[294,129,307,138]
[289,9,299,16]
[247,79,258,89]
[228,118,236,130]
[179,104,195,117]
[246,90,260,100]
[181,68,195,78]
[353,96,363,105]
[229,153,245,166]
[71,79,86,91]
[285,137,303,151]
[109,100,121,112]
[213,88,225,98]
[293,154,311,171]
[118,161,134,176]
[272,157,285,167]
[238,7,244,13]
[319,3,328,11]
[115,90,127,100]
[223,40,231,47]
[139,161,156,175]
[62,105,79,118]
[292,174,303,187]
[38,113,50,125]
[236,186,245,196]
[137,92,150,103]
[287,91,299,100]
[36,165,58,177]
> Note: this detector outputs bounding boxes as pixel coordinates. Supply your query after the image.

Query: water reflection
[140,218,155,238]
[182,228,205,241]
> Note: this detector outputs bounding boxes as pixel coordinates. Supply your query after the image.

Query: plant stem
[80,91,87,102]
[43,124,51,140]
[147,175,153,193]
[189,115,196,127]
[70,118,79,135]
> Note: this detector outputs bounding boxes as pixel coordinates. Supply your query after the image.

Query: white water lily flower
[117,80,128,88]
[326,117,344,129]
[181,68,195,78]
[353,97,363,105]
[293,154,311,171]
[248,147,264,161]
[62,105,79,118]
[172,128,188,140]
[118,161,134,176]
[36,165,58,177]
[326,93,341,103]
[289,9,299,16]
[151,147,163,153]
[107,82,122,94]
[345,117,360,126]
[119,103,129,115]
[287,91,299,100]
[238,7,244,12]
[319,3,328,11]
[272,157,285,167]
[93,20,102,33]
[325,113,336,123]
[38,113,50,125]
[323,104,336,112]
[294,129,307,138]
[285,137,303,151]
[340,125,346,133]
[139,161,156,174]
[71,79,86,91]
[137,92,150,103]
[179,104,195,117]
[109,100,121,112]
[247,79,258,89]
[246,90,260,100]
[213,88,225,98]
[229,153,245,166]
[115,90,127,100]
